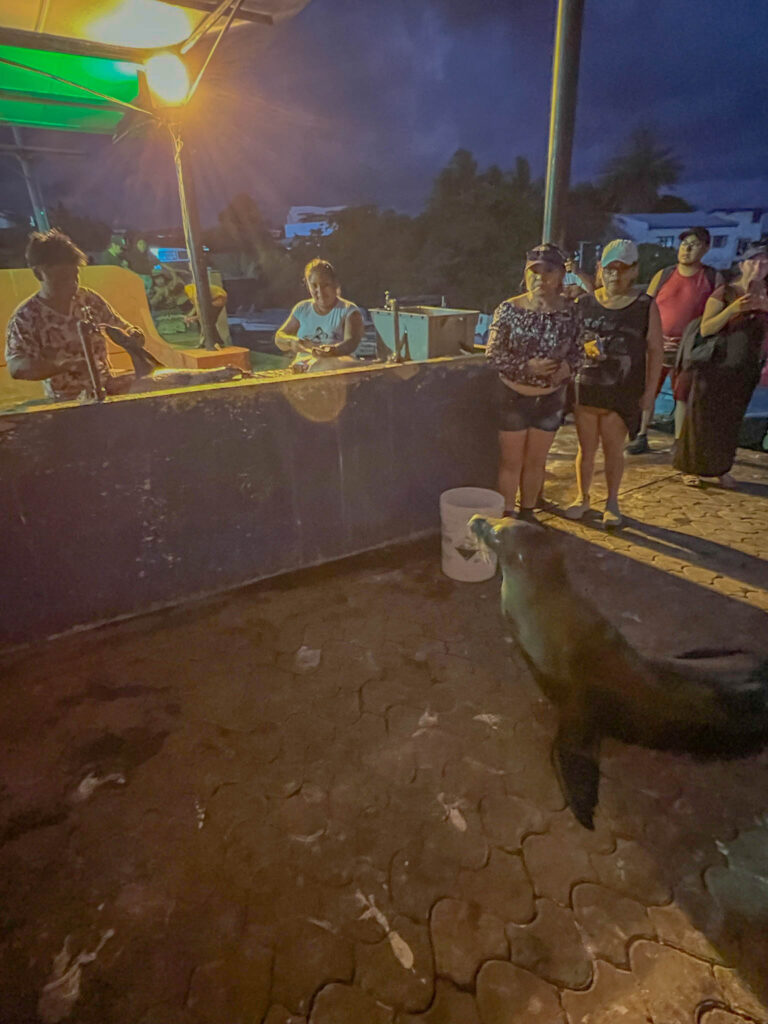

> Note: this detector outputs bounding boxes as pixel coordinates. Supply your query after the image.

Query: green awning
[0,44,141,134]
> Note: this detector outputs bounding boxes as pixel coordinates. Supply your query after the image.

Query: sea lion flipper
[552,719,601,830]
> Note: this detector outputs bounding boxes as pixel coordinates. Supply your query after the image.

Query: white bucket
[440,487,505,582]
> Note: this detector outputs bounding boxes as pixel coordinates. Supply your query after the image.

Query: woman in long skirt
[675,244,768,487]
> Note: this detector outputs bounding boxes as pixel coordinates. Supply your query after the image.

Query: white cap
[600,239,639,267]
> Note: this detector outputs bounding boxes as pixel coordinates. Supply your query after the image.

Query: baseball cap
[678,227,711,246]
[600,239,639,267]
[525,243,566,270]
[741,242,768,261]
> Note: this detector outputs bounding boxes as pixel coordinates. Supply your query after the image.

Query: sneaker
[625,434,650,455]
[718,473,737,490]
[563,499,590,520]
[602,506,623,528]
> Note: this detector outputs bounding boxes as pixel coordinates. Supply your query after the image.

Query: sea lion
[100,324,249,392]
[470,515,768,829]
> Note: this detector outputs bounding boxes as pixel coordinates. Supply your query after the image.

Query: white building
[708,208,768,257]
[284,205,346,242]
[612,208,768,270]
[612,212,738,269]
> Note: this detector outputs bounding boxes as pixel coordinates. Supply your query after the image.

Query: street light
[144,53,190,106]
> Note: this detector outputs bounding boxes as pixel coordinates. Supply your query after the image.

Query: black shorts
[497,380,566,432]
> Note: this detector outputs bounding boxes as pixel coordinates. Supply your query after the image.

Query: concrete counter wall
[0,357,497,647]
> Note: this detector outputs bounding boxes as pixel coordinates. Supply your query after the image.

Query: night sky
[2,0,768,229]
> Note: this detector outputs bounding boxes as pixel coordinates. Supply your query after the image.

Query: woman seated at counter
[275,259,364,372]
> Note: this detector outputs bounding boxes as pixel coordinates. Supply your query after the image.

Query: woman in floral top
[486,244,583,519]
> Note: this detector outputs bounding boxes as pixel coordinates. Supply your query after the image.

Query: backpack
[656,263,718,293]
[674,315,732,373]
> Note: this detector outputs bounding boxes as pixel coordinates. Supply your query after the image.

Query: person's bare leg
[520,428,557,511]
[673,400,686,439]
[497,430,527,512]
[600,412,629,519]
[571,405,600,508]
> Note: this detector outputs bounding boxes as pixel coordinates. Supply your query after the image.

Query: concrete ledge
[0,356,497,646]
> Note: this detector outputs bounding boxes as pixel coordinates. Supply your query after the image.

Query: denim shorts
[497,379,567,432]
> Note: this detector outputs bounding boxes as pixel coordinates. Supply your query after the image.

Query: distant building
[284,205,346,242]
[708,208,768,258]
[611,207,768,270]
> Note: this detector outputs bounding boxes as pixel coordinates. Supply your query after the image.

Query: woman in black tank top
[564,241,664,527]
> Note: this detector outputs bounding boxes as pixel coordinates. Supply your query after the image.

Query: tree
[563,182,612,251]
[47,203,111,254]
[600,128,684,213]
[208,193,297,305]
[418,149,542,310]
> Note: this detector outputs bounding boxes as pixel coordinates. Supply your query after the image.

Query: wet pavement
[1,426,767,1024]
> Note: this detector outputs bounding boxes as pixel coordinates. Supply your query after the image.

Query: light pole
[542,0,585,247]
[168,118,224,350]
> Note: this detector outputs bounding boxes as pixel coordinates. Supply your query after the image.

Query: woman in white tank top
[275,259,364,372]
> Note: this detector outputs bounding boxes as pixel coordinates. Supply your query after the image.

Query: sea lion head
[469,515,564,573]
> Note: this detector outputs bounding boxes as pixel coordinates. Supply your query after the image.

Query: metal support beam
[11,127,49,232]
[0,25,161,63]
[0,88,110,111]
[162,0,273,26]
[0,141,84,156]
[542,0,585,246]
[169,121,223,350]
[181,0,242,54]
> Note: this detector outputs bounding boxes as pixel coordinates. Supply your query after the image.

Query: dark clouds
[2,0,767,227]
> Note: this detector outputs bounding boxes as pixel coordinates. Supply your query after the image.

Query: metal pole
[542,0,585,246]
[169,121,223,350]
[11,127,50,232]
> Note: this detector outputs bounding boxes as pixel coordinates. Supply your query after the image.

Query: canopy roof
[0,0,312,134]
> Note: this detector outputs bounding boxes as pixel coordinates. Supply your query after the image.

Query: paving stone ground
[1,427,768,1023]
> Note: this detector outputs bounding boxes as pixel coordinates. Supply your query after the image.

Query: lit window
[657,236,675,247]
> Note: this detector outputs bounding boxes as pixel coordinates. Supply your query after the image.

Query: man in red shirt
[626,227,722,453]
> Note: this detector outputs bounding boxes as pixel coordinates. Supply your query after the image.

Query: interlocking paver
[714,965,768,1019]
[648,903,725,963]
[186,951,272,1023]
[395,978,481,1024]
[629,940,721,1024]
[560,959,648,1024]
[271,921,354,1015]
[263,1006,307,1024]
[479,793,548,851]
[308,982,393,1023]
[355,915,434,1013]
[590,838,673,905]
[572,883,653,966]
[505,898,593,989]
[475,961,564,1024]
[457,847,536,924]
[430,898,508,987]
[522,829,597,905]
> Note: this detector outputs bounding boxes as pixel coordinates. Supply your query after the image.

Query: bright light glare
[145,54,190,105]
[87,0,196,49]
